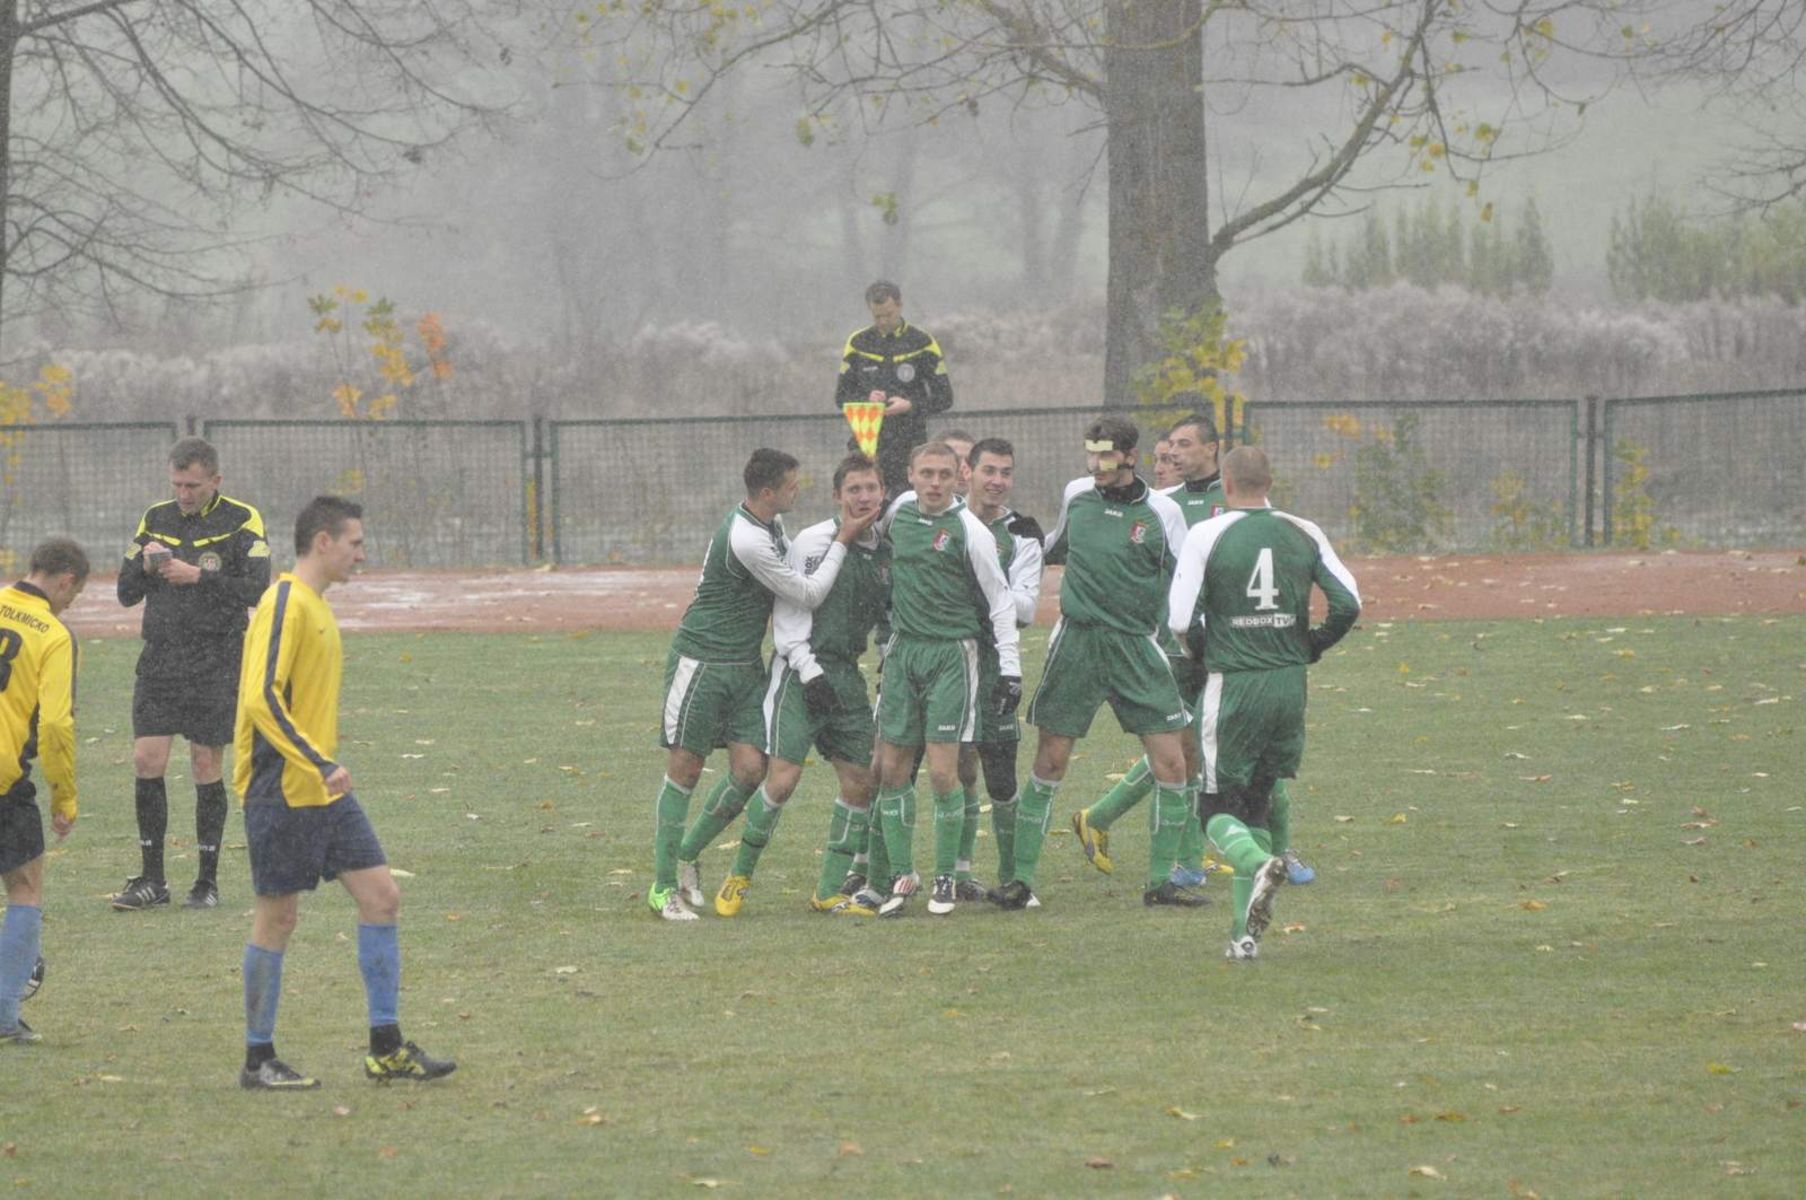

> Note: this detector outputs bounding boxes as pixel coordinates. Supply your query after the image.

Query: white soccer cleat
[1225,935,1258,961]
[653,888,699,922]
[878,872,921,918]
[927,874,956,916]
[1243,856,1287,941]
[677,860,705,910]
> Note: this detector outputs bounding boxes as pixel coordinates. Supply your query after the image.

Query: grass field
[5,614,1803,1197]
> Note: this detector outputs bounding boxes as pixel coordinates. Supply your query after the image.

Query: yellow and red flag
[844,393,886,457]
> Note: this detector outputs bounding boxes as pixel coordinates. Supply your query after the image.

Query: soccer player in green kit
[998,414,1199,910]
[709,453,890,917]
[1167,446,1361,959]
[866,441,1021,917]
[650,449,876,921]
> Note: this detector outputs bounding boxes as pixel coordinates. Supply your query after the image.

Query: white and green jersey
[881,496,1022,677]
[772,518,889,682]
[979,508,1044,629]
[1166,506,1362,673]
[1043,475,1189,636]
[1160,473,1227,526]
[670,504,848,664]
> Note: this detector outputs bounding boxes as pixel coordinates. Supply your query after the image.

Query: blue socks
[243,943,284,1047]
[0,904,43,1032]
[357,924,400,1028]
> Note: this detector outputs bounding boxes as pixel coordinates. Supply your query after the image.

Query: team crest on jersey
[932,528,951,552]
[200,552,222,572]
[1129,521,1147,544]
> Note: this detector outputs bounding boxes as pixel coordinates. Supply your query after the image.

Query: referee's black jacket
[835,320,954,490]
[118,493,272,655]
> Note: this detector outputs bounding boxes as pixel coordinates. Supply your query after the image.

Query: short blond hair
[1222,445,1272,494]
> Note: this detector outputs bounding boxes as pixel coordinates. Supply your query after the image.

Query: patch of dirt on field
[66,550,1804,637]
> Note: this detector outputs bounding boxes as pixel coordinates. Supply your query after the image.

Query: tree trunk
[0,0,17,361]
[1103,0,1213,406]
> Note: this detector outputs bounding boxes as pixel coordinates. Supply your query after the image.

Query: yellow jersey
[234,573,344,808]
[0,582,78,820]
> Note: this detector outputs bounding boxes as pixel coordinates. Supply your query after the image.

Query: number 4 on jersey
[1245,547,1279,611]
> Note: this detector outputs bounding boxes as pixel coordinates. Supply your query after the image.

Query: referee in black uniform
[114,438,270,911]
[835,280,955,498]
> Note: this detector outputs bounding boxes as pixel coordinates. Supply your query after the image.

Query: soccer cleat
[1225,935,1259,961]
[111,876,169,911]
[991,880,1035,910]
[877,872,920,917]
[239,1058,319,1089]
[1071,809,1112,874]
[648,886,699,922]
[0,1019,39,1045]
[835,896,877,917]
[1283,849,1316,886]
[677,860,705,909]
[808,893,852,913]
[1243,856,1288,941]
[837,871,867,898]
[1143,881,1209,908]
[364,1041,457,1082]
[954,877,990,902]
[850,886,885,912]
[927,875,956,916]
[23,955,44,1002]
[183,879,220,910]
[1168,864,1209,889]
[714,874,750,918]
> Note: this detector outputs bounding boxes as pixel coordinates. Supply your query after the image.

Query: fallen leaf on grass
[1387,813,1408,825]
[1706,1062,1738,1075]
[691,1180,721,1190]
[838,1141,863,1158]
[1723,1162,1756,1177]
[1215,1138,1236,1150]
[1165,1107,1201,1121]
[1684,836,1708,846]
[554,966,579,975]
[1792,1021,1806,1033]
[1434,1111,1467,1123]
[1409,1165,1445,1180]
[746,1145,771,1156]
[1497,1105,1521,1114]
[1334,814,1355,823]
[1282,923,1307,934]
[1083,1157,1114,1169]
[377,1147,398,1160]
[1,1144,14,1158]
[1520,900,1547,912]
[390,868,415,878]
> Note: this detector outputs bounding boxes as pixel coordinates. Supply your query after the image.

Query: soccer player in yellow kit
[0,539,88,1044]
[233,496,454,1089]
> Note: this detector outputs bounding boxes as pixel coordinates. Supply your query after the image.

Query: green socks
[1010,775,1059,887]
[1269,779,1293,856]
[652,775,694,892]
[1175,776,1205,870]
[678,776,753,862]
[816,799,869,901]
[954,786,981,881]
[876,786,917,879]
[990,793,1018,883]
[933,788,964,877]
[1146,779,1189,888]
[730,788,783,878]
[1087,756,1152,831]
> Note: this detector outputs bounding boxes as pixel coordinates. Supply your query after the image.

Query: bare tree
[585,0,1646,400]
[0,0,517,357]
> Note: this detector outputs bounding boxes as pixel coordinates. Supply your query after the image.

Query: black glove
[991,674,1023,718]
[1180,654,1208,697]
[1307,630,1329,665]
[1004,512,1043,543]
[803,675,839,717]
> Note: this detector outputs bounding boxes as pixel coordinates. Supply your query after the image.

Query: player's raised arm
[730,517,847,611]
[241,583,341,787]
[117,511,160,607]
[772,520,835,683]
[959,510,1021,678]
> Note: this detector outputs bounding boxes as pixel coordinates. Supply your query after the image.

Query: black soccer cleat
[23,955,43,1002]
[364,1041,457,1082]
[183,879,220,910]
[837,871,867,899]
[111,876,170,911]
[992,880,1035,910]
[954,877,990,903]
[1143,881,1210,908]
[240,1058,320,1090]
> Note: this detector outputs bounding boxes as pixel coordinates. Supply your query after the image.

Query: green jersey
[1161,474,1227,527]
[882,497,1021,676]
[670,504,849,664]
[772,517,889,679]
[1044,475,1189,636]
[1166,506,1362,674]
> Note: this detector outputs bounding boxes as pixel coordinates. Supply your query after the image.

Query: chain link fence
[0,421,180,571]
[202,420,531,567]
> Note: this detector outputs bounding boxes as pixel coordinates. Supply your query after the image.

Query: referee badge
[200,551,222,571]
[895,361,917,384]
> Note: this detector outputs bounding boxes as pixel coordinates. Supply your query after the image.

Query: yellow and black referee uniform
[835,320,954,497]
[0,581,77,876]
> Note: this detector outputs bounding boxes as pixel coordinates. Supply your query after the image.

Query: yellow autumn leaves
[312,286,454,419]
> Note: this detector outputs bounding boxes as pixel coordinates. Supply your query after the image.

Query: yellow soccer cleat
[1071,809,1113,875]
[808,893,851,913]
[715,874,750,917]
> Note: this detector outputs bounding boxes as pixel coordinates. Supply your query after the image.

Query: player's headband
[1084,438,1126,454]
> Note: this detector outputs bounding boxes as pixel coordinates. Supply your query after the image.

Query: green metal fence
[1238,400,1582,554]
[1602,388,1806,548]
[0,421,181,569]
[201,420,532,567]
[548,406,1116,565]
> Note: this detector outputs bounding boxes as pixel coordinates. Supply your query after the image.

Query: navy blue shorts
[244,794,387,896]
[0,797,44,876]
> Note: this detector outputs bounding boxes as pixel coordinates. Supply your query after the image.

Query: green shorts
[764,658,876,766]
[1027,620,1189,739]
[974,641,1021,744]
[876,635,978,747]
[1195,664,1308,793]
[659,650,767,757]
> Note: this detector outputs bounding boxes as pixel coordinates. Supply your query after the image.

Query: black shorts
[1200,779,1274,832]
[132,669,237,745]
[245,794,387,896]
[0,797,45,876]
